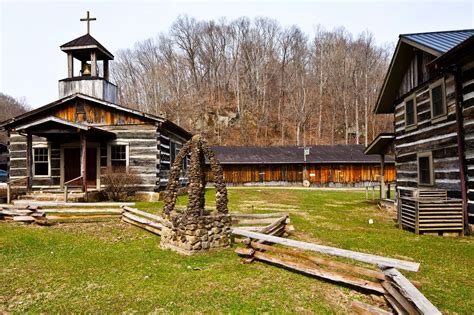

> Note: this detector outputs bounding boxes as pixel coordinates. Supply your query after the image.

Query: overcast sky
[1,0,473,107]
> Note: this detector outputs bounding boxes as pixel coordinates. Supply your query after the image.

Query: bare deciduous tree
[112,16,393,146]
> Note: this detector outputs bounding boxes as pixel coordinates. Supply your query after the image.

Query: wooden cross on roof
[80,11,96,34]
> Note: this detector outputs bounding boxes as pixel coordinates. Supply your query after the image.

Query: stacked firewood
[233,228,440,315]
[0,205,45,223]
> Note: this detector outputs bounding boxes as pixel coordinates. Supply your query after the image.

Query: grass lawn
[1,188,473,313]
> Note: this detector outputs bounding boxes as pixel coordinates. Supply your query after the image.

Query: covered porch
[12,116,116,195]
[364,133,395,200]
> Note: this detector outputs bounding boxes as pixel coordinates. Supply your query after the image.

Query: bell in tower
[81,63,92,76]
[58,11,117,103]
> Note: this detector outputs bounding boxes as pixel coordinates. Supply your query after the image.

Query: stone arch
[163,135,228,216]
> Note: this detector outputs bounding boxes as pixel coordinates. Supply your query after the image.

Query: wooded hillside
[112,16,394,146]
[0,93,30,143]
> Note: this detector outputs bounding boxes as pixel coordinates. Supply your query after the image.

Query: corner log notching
[160,135,231,255]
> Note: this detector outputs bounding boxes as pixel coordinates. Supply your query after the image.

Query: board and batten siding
[394,74,461,195]
[206,164,396,187]
[461,61,474,214]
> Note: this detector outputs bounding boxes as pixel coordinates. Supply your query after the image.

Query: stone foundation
[160,209,231,255]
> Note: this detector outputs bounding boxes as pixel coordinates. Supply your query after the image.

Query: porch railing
[64,176,83,203]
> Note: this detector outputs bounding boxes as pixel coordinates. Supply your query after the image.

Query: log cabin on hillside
[368,29,474,234]
[206,145,395,188]
[0,14,192,201]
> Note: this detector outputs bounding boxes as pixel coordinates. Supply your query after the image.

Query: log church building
[0,12,192,201]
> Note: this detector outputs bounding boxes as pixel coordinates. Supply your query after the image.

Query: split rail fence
[1,203,442,314]
[233,228,440,315]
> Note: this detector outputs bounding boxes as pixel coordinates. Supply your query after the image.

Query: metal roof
[210,145,394,165]
[374,29,474,114]
[401,29,474,54]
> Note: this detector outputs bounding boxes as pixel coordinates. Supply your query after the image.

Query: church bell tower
[58,11,117,103]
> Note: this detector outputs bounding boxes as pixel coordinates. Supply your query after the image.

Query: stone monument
[160,135,231,255]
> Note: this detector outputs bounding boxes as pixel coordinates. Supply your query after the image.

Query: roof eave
[364,133,395,155]
[0,93,167,130]
[399,37,443,57]
[60,45,114,60]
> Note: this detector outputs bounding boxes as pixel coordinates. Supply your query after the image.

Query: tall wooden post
[380,154,385,200]
[80,133,87,194]
[91,51,97,76]
[67,53,74,78]
[103,59,109,80]
[26,133,33,192]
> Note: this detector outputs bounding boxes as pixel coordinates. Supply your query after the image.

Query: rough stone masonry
[160,135,231,255]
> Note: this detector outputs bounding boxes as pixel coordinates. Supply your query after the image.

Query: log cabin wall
[461,61,474,217]
[6,98,191,193]
[394,73,461,196]
[98,124,158,192]
[157,128,189,191]
[205,164,396,186]
[8,133,61,189]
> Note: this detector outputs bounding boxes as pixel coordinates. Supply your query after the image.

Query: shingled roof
[60,34,114,60]
[210,145,393,165]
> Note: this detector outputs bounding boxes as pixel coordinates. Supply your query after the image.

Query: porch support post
[80,133,87,194]
[380,154,385,200]
[26,132,33,192]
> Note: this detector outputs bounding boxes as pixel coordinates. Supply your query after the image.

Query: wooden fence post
[64,186,68,203]
[7,183,11,204]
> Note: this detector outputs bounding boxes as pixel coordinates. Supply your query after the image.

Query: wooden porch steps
[17,190,86,202]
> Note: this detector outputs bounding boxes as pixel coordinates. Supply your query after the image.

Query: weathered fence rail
[231,228,420,272]
[233,228,441,314]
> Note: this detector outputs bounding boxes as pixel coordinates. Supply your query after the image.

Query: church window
[33,147,50,177]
